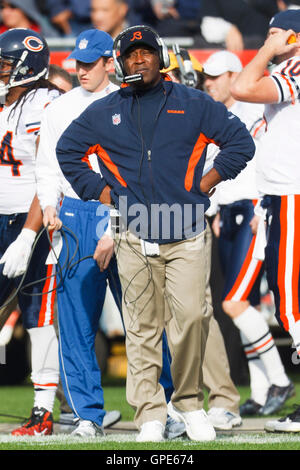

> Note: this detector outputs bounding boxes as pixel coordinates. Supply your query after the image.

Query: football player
[231,9,300,432]
[0,28,61,435]
[203,50,293,417]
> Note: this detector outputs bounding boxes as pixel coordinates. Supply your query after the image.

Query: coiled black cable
[0,224,79,310]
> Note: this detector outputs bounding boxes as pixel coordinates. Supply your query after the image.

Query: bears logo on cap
[130,31,143,42]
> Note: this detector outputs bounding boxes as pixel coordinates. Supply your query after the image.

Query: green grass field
[1,375,300,451]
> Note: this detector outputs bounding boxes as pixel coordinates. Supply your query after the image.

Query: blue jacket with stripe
[56,79,255,244]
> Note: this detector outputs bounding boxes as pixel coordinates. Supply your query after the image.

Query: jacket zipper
[146,89,167,203]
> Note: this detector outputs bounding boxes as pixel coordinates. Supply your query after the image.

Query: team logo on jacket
[112,113,121,126]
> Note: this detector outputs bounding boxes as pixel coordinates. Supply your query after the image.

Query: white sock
[234,306,290,387]
[28,325,59,412]
[33,386,57,412]
[240,332,270,406]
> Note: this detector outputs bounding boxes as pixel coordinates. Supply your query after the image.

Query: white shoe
[71,419,105,437]
[207,407,242,430]
[264,418,279,432]
[60,410,121,429]
[136,420,165,442]
[103,410,121,428]
[167,402,216,441]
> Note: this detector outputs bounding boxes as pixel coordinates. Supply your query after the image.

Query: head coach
[56,25,255,442]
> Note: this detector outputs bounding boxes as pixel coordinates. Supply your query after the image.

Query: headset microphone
[123,73,143,84]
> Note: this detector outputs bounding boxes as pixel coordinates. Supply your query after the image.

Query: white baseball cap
[203,51,243,77]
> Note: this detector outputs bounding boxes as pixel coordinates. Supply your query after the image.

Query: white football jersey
[36,82,119,210]
[205,100,265,212]
[256,55,300,196]
[0,88,60,215]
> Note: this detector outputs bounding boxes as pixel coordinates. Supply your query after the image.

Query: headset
[172,44,198,88]
[113,25,170,83]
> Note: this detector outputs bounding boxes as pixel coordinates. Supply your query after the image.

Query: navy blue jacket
[56,79,255,243]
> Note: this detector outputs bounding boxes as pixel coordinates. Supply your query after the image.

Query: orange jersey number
[0,131,22,176]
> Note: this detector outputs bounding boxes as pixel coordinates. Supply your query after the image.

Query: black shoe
[239,399,262,416]
[259,382,295,416]
[265,404,300,432]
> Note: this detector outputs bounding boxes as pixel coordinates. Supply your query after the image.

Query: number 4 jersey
[0,88,60,214]
[256,56,300,197]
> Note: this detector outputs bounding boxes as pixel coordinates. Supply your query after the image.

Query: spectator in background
[90,0,132,39]
[137,0,203,37]
[44,0,93,37]
[200,0,279,50]
[130,0,157,26]
[151,0,201,23]
[277,0,300,10]
[0,0,58,37]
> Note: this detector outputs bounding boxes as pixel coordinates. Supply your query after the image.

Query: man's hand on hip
[99,185,112,206]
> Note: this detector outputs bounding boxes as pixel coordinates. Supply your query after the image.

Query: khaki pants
[116,230,210,428]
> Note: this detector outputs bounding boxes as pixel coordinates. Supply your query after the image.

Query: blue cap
[67,29,113,63]
[269,9,300,32]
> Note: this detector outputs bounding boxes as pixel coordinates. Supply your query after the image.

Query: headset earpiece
[156,36,170,70]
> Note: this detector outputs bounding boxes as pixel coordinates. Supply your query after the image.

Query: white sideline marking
[0,432,300,445]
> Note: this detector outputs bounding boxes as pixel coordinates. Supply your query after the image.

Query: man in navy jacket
[57,25,255,442]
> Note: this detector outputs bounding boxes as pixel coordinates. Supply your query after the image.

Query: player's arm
[231,29,299,103]
[36,105,64,230]
[23,193,43,232]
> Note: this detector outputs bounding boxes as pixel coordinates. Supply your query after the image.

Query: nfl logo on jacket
[112,113,121,126]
